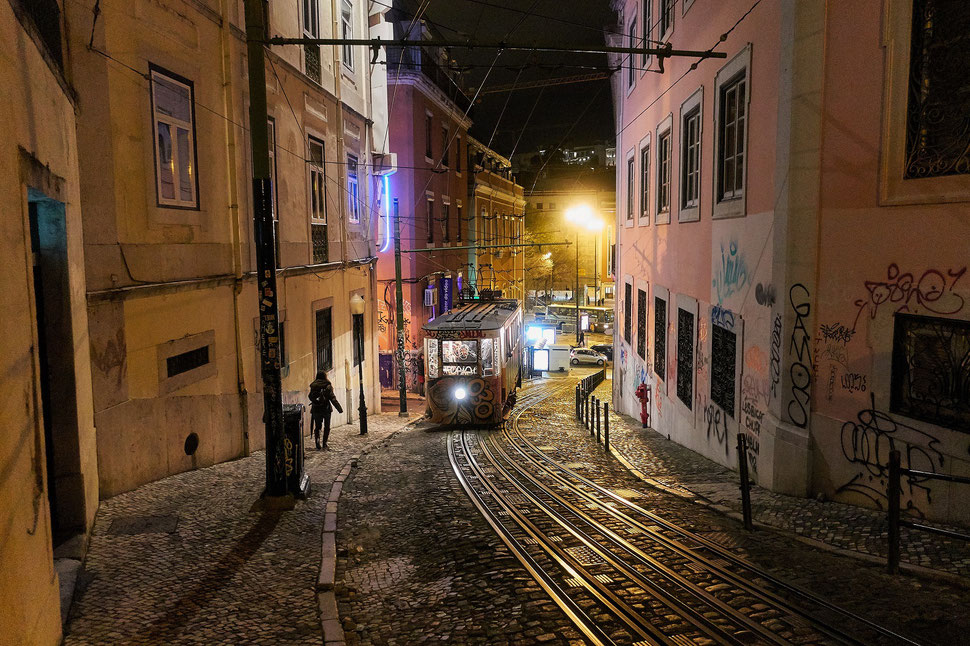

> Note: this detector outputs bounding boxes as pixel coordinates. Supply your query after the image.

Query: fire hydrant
[634,383,651,428]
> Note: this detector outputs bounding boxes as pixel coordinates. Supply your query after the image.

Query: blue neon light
[379,175,392,253]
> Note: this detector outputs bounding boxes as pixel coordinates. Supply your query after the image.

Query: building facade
[1,2,99,643]
[611,0,970,524]
[67,0,390,497]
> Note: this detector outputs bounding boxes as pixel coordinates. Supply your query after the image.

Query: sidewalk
[63,412,419,646]
[588,376,970,582]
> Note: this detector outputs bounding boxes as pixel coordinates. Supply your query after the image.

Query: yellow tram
[422,299,523,427]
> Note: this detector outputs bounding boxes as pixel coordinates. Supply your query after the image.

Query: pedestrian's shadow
[142,510,282,641]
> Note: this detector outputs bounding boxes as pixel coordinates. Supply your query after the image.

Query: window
[426,338,439,378]
[636,288,647,359]
[481,338,494,376]
[537,202,543,210]
[711,324,737,417]
[905,0,970,179]
[315,306,333,373]
[891,313,970,428]
[426,198,434,243]
[167,346,209,378]
[624,282,633,343]
[157,330,216,394]
[718,74,747,202]
[626,157,635,221]
[681,106,701,211]
[442,201,450,242]
[639,144,650,224]
[642,0,652,67]
[302,0,321,82]
[456,205,463,242]
[341,0,354,71]
[627,19,637,88]
[456,137,462,173]
[676,308,694,409]
[660,0,674,38]
[425,113,433,159]
[654,296,666,381]
[309,137,327,262]
[442,126,450,166]
[656,128,671,221]
[347,154,360,223]
[442,340,479,376]
[151,67,198,208]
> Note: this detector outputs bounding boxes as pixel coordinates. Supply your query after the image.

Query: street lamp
[349,293,368,435]
[564,205,603,344]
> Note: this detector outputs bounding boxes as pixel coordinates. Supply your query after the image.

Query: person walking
[308,371,342,450]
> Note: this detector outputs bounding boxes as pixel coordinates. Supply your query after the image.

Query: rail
[575,369,608,450]
[887,449,970,574]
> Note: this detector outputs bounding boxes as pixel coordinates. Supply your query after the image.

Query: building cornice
[388,70,472,130]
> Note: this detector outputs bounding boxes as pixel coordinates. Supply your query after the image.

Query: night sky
[391,0,618,159]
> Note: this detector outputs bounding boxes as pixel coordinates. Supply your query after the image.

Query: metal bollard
[584,395,590,430]
[596,399,600,442]
[604,402,610,451]
[576,386,580,420]
[737,433,753,531]
[888,450,901,574]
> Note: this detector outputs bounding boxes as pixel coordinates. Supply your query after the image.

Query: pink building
[611,0,970,524]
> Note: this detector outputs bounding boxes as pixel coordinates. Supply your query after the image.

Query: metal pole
[604,402,609,452]
[392,199,409,417]
[595,397,601,443]
[244,0,286,497]
[888,449,901,574]
[593,230,598,307]
[356,314,367,435]
[575,229,580,344]
[737,434,753,531]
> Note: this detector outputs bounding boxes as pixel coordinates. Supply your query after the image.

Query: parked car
[590,343,613,361]
[570,348,608,366]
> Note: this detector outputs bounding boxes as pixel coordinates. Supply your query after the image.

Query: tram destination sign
[426,329,488,339]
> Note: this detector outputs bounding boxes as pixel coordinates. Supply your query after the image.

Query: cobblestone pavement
[63,413,417,646]
[532,370,968,642]
[583,371,970,580]
[334,417,586,646]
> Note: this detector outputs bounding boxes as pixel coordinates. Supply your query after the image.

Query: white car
[570,348,607,366]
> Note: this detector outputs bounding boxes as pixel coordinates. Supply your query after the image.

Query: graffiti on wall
[852,263,967,330]
[755,283,776,308]
[712,240,749,304]
[836,394,944,517]
[711,304,736,330]
[788,284,812,427]
[770,314,782,398]
[703,400,731,457]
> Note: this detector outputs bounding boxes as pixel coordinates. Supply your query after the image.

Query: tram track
[449,378,926,646]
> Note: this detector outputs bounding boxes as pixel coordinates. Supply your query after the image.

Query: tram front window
[442,340,479,376]
[481,338,494,376]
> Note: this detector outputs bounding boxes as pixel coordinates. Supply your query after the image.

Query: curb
[316,417,424,646]
[604,424,970,590]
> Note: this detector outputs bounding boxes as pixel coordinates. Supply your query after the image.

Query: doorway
[28,189,84,547]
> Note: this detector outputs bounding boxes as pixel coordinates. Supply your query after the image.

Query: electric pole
[392,199,409,416]
[244,0,287,497]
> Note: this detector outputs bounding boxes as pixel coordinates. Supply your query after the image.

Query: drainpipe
[220,0,250,453]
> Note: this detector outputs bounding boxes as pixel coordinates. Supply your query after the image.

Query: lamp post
[350,293,368,435]
[564,205,604,345]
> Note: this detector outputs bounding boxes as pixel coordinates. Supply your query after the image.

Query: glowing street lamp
[564,205,603,343]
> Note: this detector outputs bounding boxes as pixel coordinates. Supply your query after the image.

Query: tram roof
[423,299,520,332]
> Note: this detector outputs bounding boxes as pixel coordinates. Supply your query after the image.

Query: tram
[422,299,523,427]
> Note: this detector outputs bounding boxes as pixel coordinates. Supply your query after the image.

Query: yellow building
[67,0,391,497]
[1,2,99,643]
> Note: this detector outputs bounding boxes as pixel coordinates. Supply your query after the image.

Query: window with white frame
[151,67,198,208]
[302,0,321,82]
[626,156,635,221]
[341,0,354,71]
[442,199,451,242]
[714,46,751,218]
[426,196,434,243]
[347,153,360,223]
[660,0,674,39]
[627,19,637,89]
[656,116,672,223]
[641,0,651,67]
[639,141,650,224]
[308,137,327,222]
[679,88,703,221]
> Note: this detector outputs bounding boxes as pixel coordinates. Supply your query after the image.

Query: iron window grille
[624,283,633,343]
[654,297,667,381]
[315,306,333,373]
[718,74,747,201]
[150,66,199,209]
[711,324,737,417]
[302,0,321,82]
[891,313,970,429]
[676,308,694,409]
[309,137,328,263]
[904,0,970,179]
[637,288,647,359]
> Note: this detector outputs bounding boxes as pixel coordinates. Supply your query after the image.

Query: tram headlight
[454,386,467,400]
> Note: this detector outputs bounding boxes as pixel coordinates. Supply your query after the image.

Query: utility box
[548,344,572,373]
[283,403,310,497]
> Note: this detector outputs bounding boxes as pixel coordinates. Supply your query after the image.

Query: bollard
[596,399,600,443]
[737,434,753,531]
[888,450,901,574]
[604,402,610,452]
[576,386,580,420]
[585,395,590,430]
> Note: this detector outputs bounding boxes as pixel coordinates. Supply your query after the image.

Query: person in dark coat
[308,371,342,450]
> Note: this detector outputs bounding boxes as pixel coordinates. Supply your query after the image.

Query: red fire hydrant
[634,383,651,428]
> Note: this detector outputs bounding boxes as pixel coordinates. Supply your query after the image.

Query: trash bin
[283,403,310,497]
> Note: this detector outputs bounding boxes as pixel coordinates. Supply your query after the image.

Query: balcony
[312,223,328,264]
[386,45,471,113]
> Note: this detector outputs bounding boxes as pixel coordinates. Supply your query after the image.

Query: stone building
[66,0,390,498]
[1,2,98,642]
[610,0,970,524]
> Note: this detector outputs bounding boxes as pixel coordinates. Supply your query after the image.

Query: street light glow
[564,204,603,230]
